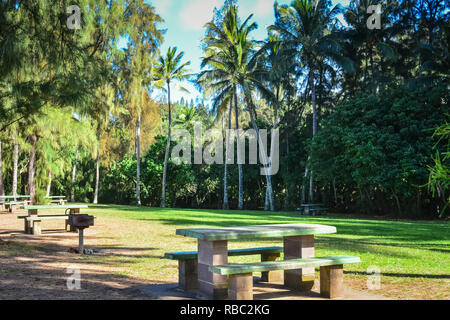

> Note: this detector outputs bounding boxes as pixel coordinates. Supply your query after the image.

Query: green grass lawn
[83,205,449,299]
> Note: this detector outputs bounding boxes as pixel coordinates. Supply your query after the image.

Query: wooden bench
[164,246,284,291]
[211,255,360,300]
[18,215,71,235]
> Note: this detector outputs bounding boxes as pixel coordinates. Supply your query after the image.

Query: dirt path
[0,211,156,300]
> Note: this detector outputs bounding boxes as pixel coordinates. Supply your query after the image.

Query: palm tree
[269,0,353,203]
[154,47,191,208]
[199,5,278,210]
[198,8,242,210]
[259,36,297,209]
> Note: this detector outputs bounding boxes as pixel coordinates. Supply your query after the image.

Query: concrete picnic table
[24,204,88,215]
[45,196,67,205]
[19,205,89,235]
[175,223,337,299]
[0,195,31,211]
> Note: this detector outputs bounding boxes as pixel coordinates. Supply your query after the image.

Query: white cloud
[254,0,273,17]
[152,0,173,15]
[180,0,221,30]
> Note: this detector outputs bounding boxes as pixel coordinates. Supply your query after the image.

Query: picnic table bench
[167,223,359,300]
[165,246,284,291]
[17,205,88,235]
[0,195,31,212]
[212,255,360,300]
[46,196,67,205]
[296,204,329,216]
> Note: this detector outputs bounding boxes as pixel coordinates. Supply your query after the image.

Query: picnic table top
[0,195,30,200]
[24,205,88,210]
[46,196,66,199]
[300,204,324,207]
[176,223,337,241]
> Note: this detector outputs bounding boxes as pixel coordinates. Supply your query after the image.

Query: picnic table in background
[296,204,329,216]
[45,196,67,205]
[17,204,88,235]
[0,195,31,213]
[172,223,342,300]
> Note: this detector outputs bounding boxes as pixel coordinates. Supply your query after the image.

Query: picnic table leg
[261,252,283,282]
[178,259,198,291]
[320,264,344,299]
[228,273,253,300]
[32,221,41,236]
[24,219,31,234]
[197,239,228,299]
[283,235,315,291]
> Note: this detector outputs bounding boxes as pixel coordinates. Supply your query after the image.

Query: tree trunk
[136,113,141,206]
[246,99,274,211]
[93,147,100,204]
[161,82,172,208]
[283,133,290,210]
[234,89,243,210]
[302,157,310,204]
[28,134,38,203]
[12,133,19,196]
[46,171,52,198]
[0,139,4,197]
[223,98,233,210]
[264,88,280,210]
[71,147,79,202]
[309,69,318,203]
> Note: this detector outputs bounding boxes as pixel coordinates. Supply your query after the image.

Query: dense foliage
[0,0,448,219]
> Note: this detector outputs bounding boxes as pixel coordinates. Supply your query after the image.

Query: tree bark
[71,147,79,202]
[246,98,274,211]
[46,171,52,198]
[136,113,141,206]
[223,97,233,210]
[12,133,19,196]
[264,87,280,210]
[309,69,318,203]
[234,89,243,210]
[93,147,100,204]
[0,139,5,196]
[28,134,38,203]
[161,82,172,208]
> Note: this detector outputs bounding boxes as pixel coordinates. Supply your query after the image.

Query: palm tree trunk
[46,171,52,198]
[246,101,274,211]
[136,113,142,206]
[93,148,100,204]
[234,89,243,210]
[301,157,310,204]
[0,139,4,197]
[161,82,172,208]
[28,134,38,203]
[223,98,233,210]
[12,133,19,196]
[264,88,280,210]
[71,147,79,202]
[309,70,318,203]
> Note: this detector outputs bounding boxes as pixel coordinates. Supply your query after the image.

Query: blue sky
[126,0,350,104]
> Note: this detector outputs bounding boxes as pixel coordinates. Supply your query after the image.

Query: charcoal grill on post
[68,214,94,254]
